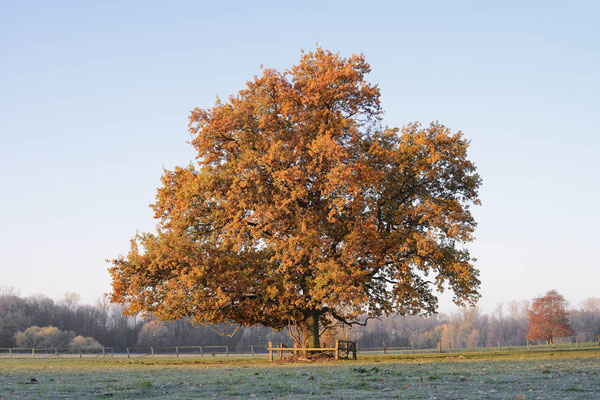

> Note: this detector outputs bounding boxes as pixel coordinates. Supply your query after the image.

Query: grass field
[1,347,599,399]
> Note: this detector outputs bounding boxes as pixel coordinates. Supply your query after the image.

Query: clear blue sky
[1,1,598,313]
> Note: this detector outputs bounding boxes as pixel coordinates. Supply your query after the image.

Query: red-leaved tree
[527,290,573,344]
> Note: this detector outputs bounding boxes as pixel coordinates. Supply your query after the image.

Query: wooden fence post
[335,340,339,360]
[79,349,82,358]
[497,340,500,352]
[438,340,442,353]
[268,342,273,362]
[279,342,283,360]
[200,346,203,357]
[352,342,357,360]
[126,347,130,359]
[32,348,35,358]
[102,347,106,358]
[411,340,414,354]
[575,338,579,348]
[111,347,114,357]
[383,341,386,354]
[449,342,452,353]
[597,334,599,346]
[176,346,179,358]
[9,348,12,359]
[55,348,58,357]
[151,347,154,357]
[226,345,229,356]
[471,341,475,353]
[250,345,254,356]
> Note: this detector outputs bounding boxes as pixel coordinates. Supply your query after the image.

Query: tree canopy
[15,326,75,348]
[109,48,482,348]
[527,289,574,344]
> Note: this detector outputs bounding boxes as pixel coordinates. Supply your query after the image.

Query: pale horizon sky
[1,1,598,314]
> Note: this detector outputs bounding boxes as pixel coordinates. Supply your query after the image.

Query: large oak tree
[109,48,482,348]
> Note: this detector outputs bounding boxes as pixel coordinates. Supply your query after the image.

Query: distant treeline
[0,289,288,349]
[1,288,598,349]
[356,299,600,349]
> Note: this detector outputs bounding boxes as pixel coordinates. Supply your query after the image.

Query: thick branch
[327,308,379,327]
[211,324,241,337]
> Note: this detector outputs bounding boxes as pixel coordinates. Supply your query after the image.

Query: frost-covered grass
[1,347,599,399]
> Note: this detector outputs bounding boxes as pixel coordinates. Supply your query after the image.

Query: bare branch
[211,324,241,337]
[327,308,379,327]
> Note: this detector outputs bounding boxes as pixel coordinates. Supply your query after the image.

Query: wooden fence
[1,336,597,359]
[0,345,250,359]
[0,347,114,358]
[267,340,357,362]
[123,345,234,358]
[360,336,600,355]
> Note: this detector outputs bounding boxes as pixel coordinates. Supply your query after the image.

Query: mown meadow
[1,347,599,399]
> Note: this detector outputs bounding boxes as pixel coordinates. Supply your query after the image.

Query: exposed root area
[277,351,336,363]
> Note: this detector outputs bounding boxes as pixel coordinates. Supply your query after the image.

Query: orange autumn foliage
[109,48,482,347]
[527,290,574,344]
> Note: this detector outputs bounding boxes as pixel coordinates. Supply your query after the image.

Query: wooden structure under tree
[268,340,357,362]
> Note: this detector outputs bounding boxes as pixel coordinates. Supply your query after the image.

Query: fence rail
[1,340,597,359]
[267,339,357,361]
[0,347,114,358]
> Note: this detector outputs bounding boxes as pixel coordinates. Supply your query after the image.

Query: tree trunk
[305,311,320,349]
